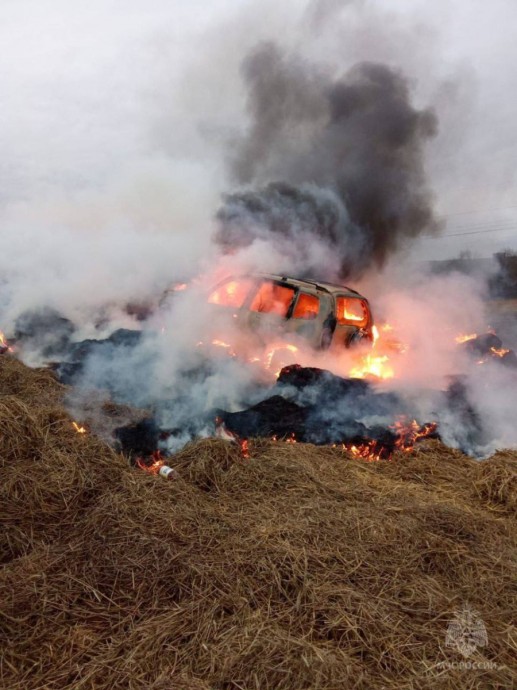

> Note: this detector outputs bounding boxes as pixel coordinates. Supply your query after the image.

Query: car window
[249,281,295,317]
[208,278,254,308]
[336,296,368,327]
[292,292,320,320]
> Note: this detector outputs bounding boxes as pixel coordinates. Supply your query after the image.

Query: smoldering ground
[12,262,517,459]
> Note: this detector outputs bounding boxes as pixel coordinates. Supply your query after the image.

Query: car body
[207,273,374,351]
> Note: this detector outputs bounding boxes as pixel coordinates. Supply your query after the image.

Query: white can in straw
[158,465,179,480]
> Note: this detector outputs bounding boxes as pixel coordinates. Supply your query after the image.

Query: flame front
[227,418,437,464]
[72,421,87,434]
[341,418,437,461]
[344,442,384,462]
[392,418,438,452]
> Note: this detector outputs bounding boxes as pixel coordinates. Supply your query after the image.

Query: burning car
[207,273,374,351]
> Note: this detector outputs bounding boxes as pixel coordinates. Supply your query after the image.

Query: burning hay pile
[1,354,516,690]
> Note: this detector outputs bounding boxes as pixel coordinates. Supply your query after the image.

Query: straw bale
[473,450,517,513]
[1,357,516,690]
[0,353,64,406]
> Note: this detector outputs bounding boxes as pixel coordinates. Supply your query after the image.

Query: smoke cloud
[216,43,439,278]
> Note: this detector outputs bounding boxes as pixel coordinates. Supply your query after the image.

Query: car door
[245,280,296,337]
[282,290,324,347]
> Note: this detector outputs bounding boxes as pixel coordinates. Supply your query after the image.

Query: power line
[424,224,517,239]
[445,226,517,238]
[443,204,517,218]
[445,221,517,233]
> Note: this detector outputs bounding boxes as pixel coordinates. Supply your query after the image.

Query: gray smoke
[216,42,440,278]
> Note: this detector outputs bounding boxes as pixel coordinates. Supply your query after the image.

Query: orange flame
[72,422,87,434]
[136,450,165,475]
[490,346,509,358]
[0,331,13,353]
[392,418,437,452]
[136,452,179,479]
[270,433,300,443]
[344,308,363,322]
[211,339,238,357]
[264,343,299,376]
[344,442,383,462]
[348,322,401,380]
[455,333,477,344]
[215,418,250,458]
[240,438,250,459]
[342,418,437,461]
[206,337,300,378]
[224,416,437,464]
[349,353,394,380]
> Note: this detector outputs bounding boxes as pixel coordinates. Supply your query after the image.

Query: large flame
[349,353,394,380]
[205,319,404,382]
[348,322,402,380]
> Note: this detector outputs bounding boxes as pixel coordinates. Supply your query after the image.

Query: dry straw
[1,355,516,690]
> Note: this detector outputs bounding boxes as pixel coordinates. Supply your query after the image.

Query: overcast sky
[0,0,515,261]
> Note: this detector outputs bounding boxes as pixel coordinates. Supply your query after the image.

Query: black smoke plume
[216,42,439,278]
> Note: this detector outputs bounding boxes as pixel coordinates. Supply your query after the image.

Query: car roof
[253,273,366,300]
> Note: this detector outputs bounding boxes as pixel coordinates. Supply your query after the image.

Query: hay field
[1,354,516,690]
